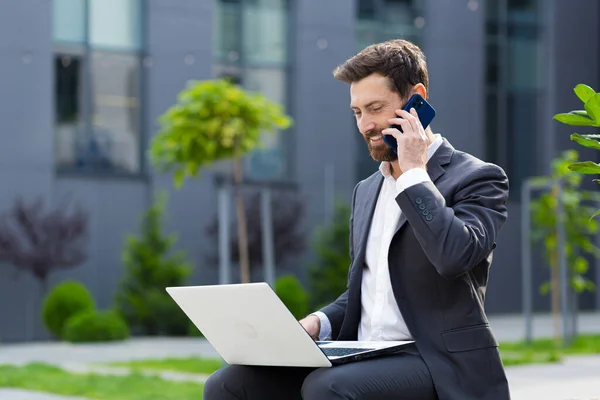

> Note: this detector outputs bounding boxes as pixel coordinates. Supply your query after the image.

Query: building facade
[0,0,598,342]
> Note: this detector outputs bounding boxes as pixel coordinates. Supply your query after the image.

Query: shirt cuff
[396,167,431,193]
[312,311,332,341]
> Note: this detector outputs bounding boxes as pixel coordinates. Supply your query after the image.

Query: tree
[554,83,600,218]
[530,150,600,344]
[115,192,193,335]
[0,196,89,292]
[149,78,293,283]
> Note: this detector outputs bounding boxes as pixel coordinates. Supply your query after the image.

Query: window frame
[52,0,146,179]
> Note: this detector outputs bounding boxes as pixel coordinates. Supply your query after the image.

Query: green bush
[275,274,309,319]
[41,280,95,339]
[308,201,352,310]
[62,310,129,343]
[530,150,599,296]
[115,192,193,336]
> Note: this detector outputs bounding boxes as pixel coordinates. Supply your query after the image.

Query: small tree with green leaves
[530,150,600,344]
[115,192,193,335]
[150,79,293,283]
[554,84,600,218]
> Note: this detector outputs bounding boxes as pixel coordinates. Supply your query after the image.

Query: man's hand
[384,107,430,173]
[299,314,321,341]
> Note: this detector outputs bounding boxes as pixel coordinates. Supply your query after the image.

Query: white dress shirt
[314,134,444,341]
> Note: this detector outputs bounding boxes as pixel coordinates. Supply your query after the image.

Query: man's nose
[359,118,375,135]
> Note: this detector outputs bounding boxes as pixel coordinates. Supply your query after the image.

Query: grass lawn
[0,363,205,400]
[107,356,223,375]
[2,335,598,399]
[499,334,600,366]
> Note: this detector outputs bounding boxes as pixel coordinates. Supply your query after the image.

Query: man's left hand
[384,108,430,172]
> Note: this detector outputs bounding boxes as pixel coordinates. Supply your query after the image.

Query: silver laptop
[166,282,414,368]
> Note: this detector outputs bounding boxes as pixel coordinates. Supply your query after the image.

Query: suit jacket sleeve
[313,180,360,339]
[395,163,509,280]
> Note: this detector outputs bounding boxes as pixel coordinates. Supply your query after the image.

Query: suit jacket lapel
[353,172,383,269]
[394,138,454,234]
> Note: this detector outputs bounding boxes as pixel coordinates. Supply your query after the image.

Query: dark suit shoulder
[354,170,381,192]
[447,149,508,184]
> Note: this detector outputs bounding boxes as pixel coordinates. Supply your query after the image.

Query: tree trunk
[232,151,251,284]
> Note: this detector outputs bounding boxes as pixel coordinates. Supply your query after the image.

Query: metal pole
[218,186,231,285]
[555,180,570,345]
[261,188,275,286]
[521,179,533,343]
[570,280,578,339]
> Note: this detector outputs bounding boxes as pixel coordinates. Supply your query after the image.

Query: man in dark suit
[204,39,511,400]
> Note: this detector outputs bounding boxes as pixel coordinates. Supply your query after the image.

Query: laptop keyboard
[320,347,375,358]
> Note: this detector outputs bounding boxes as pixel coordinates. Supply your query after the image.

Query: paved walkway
[0,312,598,399]
[0,389,89,400]
[506,355,600,400]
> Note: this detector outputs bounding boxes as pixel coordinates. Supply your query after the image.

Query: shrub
[41,280,95,339]
[115,192,193,336]
[275,274,309,319]
[62,310,129,343]
[308,201,352,310]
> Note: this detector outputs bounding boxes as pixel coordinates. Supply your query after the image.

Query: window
[485,0,543,195]
[214,0,243,64]
[356,0,423,52]
[214,0,290,181]
[55,54,84,169]
[243,0,288,65]
[245,68,287,180]
[53,0,86,44]
[53,0,143,175]
[88,52,141,173]
[88,0,142,50]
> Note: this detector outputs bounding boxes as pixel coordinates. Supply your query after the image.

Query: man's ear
[413,83,427,99]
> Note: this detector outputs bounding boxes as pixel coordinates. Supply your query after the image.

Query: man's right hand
[299,314,321,340]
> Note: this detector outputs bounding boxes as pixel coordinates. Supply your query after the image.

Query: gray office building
[0,0,598,342]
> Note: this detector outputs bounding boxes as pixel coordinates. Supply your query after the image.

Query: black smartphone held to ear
[383,93,436,154]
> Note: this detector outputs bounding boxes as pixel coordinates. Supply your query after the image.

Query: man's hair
[332,39,429,100]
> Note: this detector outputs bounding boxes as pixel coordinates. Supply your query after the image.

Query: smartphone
[383,93,436,153]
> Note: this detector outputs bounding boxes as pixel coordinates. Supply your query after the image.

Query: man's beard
[365,130,398,162]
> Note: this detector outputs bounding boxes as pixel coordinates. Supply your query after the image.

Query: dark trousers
[203,347,438,400]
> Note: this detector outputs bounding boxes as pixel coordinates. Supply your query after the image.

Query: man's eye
[371,107,382,112]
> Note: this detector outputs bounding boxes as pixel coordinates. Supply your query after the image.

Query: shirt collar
[379,134,444,178]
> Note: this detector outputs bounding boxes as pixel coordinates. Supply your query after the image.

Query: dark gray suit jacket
[320,138,511,400]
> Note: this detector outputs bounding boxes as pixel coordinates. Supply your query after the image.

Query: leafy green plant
[150,78,293,284]
[274,274,309,319]
[530,150,600,343]
[41,280,95,339]
[62,310,129,343]
[554,83,600,217]
[115,192,193,336]
[308,201,352,310]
